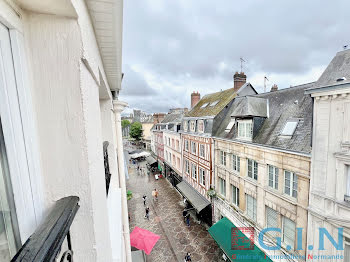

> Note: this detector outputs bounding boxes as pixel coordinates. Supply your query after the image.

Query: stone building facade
[305,50,350,261]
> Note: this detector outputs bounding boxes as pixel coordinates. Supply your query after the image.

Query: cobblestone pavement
[126,151,222,261]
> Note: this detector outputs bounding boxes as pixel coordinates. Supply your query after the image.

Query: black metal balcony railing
[11,196,80,262]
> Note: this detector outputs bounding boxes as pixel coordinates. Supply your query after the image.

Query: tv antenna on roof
[264,76,269,93]
[240,57,246,72]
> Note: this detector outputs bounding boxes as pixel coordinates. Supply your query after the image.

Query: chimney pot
[233,72,247,92]
[191,91,201,108]
[270,84,278,92]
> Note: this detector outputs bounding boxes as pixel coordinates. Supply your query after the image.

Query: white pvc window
[201,103,209,108]
[199,144,205,158]
[283,217,296,250]
[268,165,279,190]
[183,121,188,131]
[211,100,219,107]
[191,163,197,180]
[199,168,206,186]
[190,121,196,132]
[191,141,197,155]
[185,140,189,151]
[246,195,257,222]
[225,119,235,132]
[284,171,298,198]
[219,177,226,196]
[231,185,239,206]
[232,154,240,172]
[220,151,227,166]
[185,160,189,174]
[198,120,204,133]
[247,159,258,180]
[281,121,298,136]
[237,120,253,140]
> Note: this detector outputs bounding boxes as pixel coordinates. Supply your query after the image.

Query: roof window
[201,103,210,108]
[281,120,298,136]
[210,100,220,106]
[225,119,235,132]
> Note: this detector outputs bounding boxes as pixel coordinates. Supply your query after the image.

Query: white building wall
[163,130,182,175]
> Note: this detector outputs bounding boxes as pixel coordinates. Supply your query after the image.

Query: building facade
[0,0,131,261]
[306,50,350,261]
[212,83,313,261]
[162,113,184,187]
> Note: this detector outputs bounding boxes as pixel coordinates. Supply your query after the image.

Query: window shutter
[266,207,278,236]
[283,217,295,249]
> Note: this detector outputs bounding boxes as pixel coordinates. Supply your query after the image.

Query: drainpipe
[112,100,132,262]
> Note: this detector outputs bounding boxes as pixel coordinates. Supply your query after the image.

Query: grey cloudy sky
[119,0,350,115]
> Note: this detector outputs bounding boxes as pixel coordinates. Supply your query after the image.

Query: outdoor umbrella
[130,227,160,255]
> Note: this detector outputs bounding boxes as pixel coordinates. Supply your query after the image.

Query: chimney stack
[270,84,278,92]
[191,91,201,108]
[233,72,247,92]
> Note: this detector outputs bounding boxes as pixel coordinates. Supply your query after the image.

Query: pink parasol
[130,227,160,255]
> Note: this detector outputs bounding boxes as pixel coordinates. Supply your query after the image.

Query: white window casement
[282,217,296,250]
[266,207,279,237]
[198,120,204,133]
[219,177,226,196]
[191,163,197,180]
[232,154,240,172]
[281,120,298,136]
[345,165,350,202]
[168,137,170,146]
[185,140,189,151]
[199,144,205,158]
[191,141,197,155]
[284,171,298,198]
[183,121,188,131]
[185,160,190,174]
[220,151,227,166]
[247,159,258,180]
[199,168,206,186]
[268,165,279,190]
[231,185,239,206]
[246,194,257,222]
[190,121,196,132]
[237,120,253,140]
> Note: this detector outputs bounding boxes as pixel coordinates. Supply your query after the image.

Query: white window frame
[0,16,44,243]
[190,121,196,132]
[183,121,188,131]
[247,159,258,180]
[246,194,257,222]
[220,151,227,166]
[268,165,279,190]
[191,141,197,155]
[185,160,190,174]
[191,163,197,180]
[232,154,240,172]
[199,144,205,158]
[199,168,206,186]
[284,170,297,198]
[345,165,350,201]
[237,120,253,140]
[198,120,204,133]
[219,177,226,196]
[231,185,239,206]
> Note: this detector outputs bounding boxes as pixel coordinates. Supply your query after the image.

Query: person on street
[186,214,190,227]
[145,206,150,220]
[182,209,188,222]
[184,252,192,261]
[154,188,159,200]
[142,194,147,206]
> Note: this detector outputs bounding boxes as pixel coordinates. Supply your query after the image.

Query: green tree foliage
[121,119,131,128]
[129,122,143,140]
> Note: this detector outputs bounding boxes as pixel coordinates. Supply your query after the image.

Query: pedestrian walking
[184,252,192,262]
[145,206,150,220]
[186,214,190,227]
[142,194,147,206]
[154,188,159,200]
[182,209,188,222]
[152,189,156,201]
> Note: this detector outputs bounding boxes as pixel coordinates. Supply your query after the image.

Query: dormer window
[198,120,204,133]
[183,121,188,131]
[225,119,235,132]
[237,120,253,140]
[281,120,298,136]
[190,121,196,132]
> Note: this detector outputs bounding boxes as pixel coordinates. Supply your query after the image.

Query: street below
[125,144,222,262]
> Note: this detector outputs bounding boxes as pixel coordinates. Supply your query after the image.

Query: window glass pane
[285,171,291,195]
[0,120,20,260]
[281,121,298,136]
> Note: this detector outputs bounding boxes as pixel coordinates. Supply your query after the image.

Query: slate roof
[215,83,314,154]
[313,49,350,88]
[185,87,238,117]
[161,113,183,124]
[230,97,268,118]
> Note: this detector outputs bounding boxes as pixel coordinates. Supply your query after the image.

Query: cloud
[121,0,350,113]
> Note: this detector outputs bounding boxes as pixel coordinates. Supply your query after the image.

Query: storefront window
[0,120,20,260]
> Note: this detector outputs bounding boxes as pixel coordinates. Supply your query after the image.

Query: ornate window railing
[103,141,111,195]
[11,196,80,262]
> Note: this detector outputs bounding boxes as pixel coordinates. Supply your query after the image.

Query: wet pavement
[125,145,222,262]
